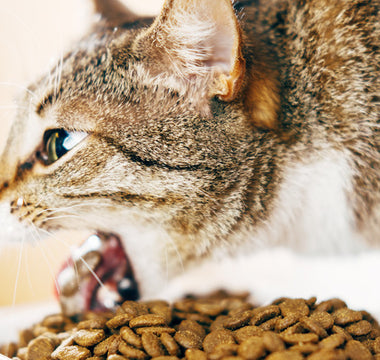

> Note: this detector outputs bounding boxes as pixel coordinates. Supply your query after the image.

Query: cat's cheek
[0,202,45,244]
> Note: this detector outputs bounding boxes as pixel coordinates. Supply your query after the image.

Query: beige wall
[0,0,163,306]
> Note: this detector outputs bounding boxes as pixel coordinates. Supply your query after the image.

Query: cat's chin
[56,232,140,317]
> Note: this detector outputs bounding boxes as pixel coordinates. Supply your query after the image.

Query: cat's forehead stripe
[36,93,55,116]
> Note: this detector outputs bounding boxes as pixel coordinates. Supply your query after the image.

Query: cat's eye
[42,129,88,164]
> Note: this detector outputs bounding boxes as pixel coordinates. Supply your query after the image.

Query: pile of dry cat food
[1,291,380,360]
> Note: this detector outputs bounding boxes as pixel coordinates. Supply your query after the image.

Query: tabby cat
[0,0,379,312]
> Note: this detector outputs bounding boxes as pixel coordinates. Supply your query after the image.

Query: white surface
[0,248,379,344]
[158,248,380,321]
[0,301,59,343]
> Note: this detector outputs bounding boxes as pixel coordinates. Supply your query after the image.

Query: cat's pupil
[46,130,70,163]
[44,130,88,164]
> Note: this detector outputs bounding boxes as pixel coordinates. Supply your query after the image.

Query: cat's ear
[133,0,245,102]
[92,0,139,26]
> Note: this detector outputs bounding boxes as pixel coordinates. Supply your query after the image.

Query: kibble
[1,291,380,359]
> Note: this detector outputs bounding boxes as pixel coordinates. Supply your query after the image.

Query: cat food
[2,291,380,359]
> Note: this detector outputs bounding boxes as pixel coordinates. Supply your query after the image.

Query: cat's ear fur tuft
[133,0,245,102]
[92,0,139,26]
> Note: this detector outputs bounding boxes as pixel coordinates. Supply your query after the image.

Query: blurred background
[0,0,163,306]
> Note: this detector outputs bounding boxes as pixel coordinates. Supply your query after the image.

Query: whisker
[78,257,106,291]
[28,223,61,296]
[38,228,115,301]
[163,228,185,275]
[12,233,25,307]
[44,214,82,221]
[34,202,109,217]
[24,243,35,296]
[53,51,64,99]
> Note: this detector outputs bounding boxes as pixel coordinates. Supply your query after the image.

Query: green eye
[44,129,88,164]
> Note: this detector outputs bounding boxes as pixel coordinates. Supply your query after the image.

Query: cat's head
[0,0,279,314]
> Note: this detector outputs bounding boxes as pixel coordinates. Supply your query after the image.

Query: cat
[0,0,379,316]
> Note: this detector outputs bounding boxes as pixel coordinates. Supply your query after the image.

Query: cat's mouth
[56,232,140,317]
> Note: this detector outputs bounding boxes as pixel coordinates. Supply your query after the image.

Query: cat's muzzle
[56,232,139,317]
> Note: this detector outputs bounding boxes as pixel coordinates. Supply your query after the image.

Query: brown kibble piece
[120,326,143,348]
[309,311,334,329]
[208,343,238,359]
[280,322,304,336]
[307,349,346,360]
[0,342,18,357]
[27,336,54,360]
[17,346,28,360]
[136,326,176,335]
[237,336,266,360]
[174,299,194,313]
[234,326,264,343]
[274,314,299,331]
[279,299,309,317]
[203,329,235,353]
[319,333,346,349]
[130,314,168,328]
[77,318,107,330]
[41,314,69,330]
[266,350,303,360]
[289,343,319,354]
[250,305,281,326]
[141,332,165,357]
[224,310,253,330]
[346,320,373,336]
[160,333,180,356]
[193,301,225,317]
[300,316,328,338]
[229,303,253,316]
[52,345,91,360]
[178,319,206,340]
[315,299,347,313]
[259,317,282,331]
[280,332,319,344]
[262,332,285,353]
[73,329,105,347]
[106,313,134,329]
[174,330,203,349]
[185,313,213,325]
[373,337,380,353]
[118,341,148,359]
[210,315,229,331]
[333,308,363,326]
[32,324,53,336]
[185,348,208,360]
[149,303,172,324]
[93,335,120,356]
[331,325,353,341]
[107,355,128,360]
[120,301,149,316]
[19,329,34,347]
[345,339,373,360]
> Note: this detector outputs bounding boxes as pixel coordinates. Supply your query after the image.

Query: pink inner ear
[205,22,235,72]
